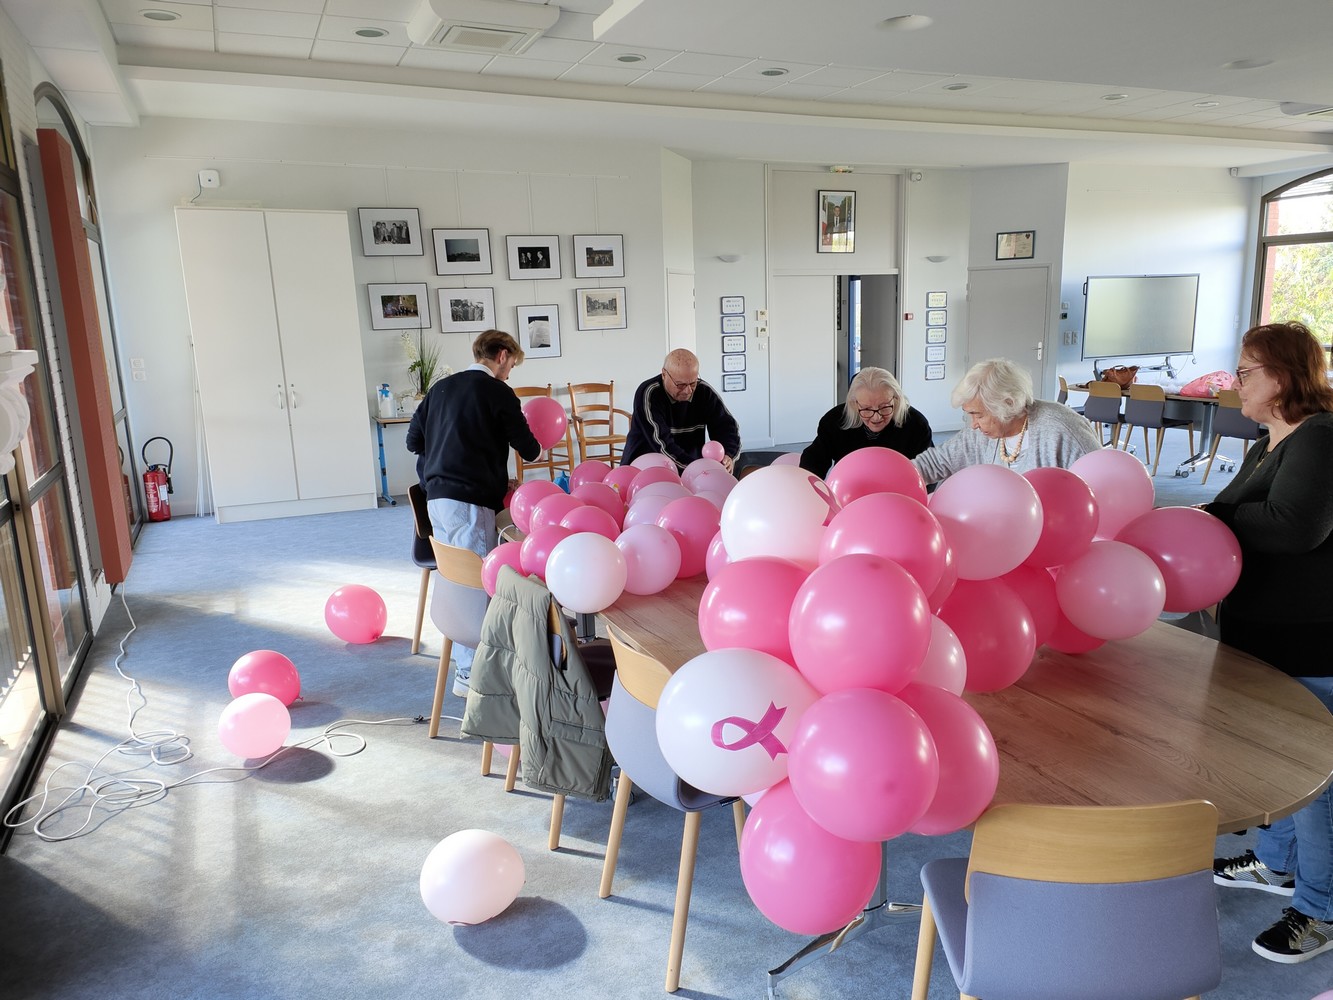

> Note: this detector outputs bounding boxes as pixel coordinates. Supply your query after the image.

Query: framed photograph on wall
[817,190,855,253]
[516,304,561,359]
[571,235,625,278]
[367,282,430,330]
[722,373,746,392]
[358,208,423,256]
[432,228,492,275]
[576,286,627,331]
[439,287,496,334]
[506,236,562,280]
[996,230,1035,260]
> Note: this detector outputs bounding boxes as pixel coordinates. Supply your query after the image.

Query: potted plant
[400,331,450,413]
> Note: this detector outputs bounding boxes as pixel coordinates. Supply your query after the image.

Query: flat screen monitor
[1080,274,1199,361]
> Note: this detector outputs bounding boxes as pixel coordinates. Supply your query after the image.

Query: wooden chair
[511,384,574,481]
[600,630,746,993]
[911,799,1221,1000]
[1083,380,1127,447]
[407,483,435,655]
[425,537,490,739]
[567,381,631,466]
[1200,388,1262,484]
[1121,383,1196,476]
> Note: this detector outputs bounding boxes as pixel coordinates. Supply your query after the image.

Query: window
[1254,169,1333,348]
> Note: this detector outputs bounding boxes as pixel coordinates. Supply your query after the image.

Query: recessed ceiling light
[881,14,934,31]
[1101,93,1129,102]
[1193,100,1221,109]
[140,9,180,21]
[616,53,646,63]
[943,83,970,92]
[1225,58,1273,71]
[760,67,788,77]
[355,27,389,38]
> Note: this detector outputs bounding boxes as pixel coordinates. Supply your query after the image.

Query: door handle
[288,384,300,409]
[275,385,285,409]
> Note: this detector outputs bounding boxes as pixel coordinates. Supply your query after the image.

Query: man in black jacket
[622,349,741,472]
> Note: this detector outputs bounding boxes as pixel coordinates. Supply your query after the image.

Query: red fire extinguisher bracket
[142,436,173,522]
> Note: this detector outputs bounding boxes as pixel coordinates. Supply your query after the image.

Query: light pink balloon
[692,468,738,499]
[615,523,683,595]
[913,617,967,695]
[1070,448,1155,540]
[481,540,524,597]
[1022,467,1099,569]
[623,492,674,529]
[705,530,732,579]
[699,557,810,664]
[519,525,572,578]
[695,489,729,512]
[936,578,1036,693]
[545,532,627,613]
[603,464,641,497]
[218,692,290,758]
[657,495,722,578]
[929,464,1043,580]
[1046,600,1106,654]
[819,492,947,595]
[631,452,676,471]
[999,563,1060,648]
[635,481,692,505]
[702,440,726,462]
[627,464,681,501]
[825,447,928,507]
[788,553,932,695]
[1116,506,1242,613]
[419,829,525,926]
[788,688,939,842]
[898,683,1000,835]
[682,458,727,490]
[508,480,563,534]
[324,584,387,644]
[572,481,626,528]
[228,650,300,706]
[740,781,881,936]
[522,396,568,449]
[529,492,585,533]
[772,453,802,467]
[1055,539,1165,640]
[928,545,959,612]
[569,460,610,490]
[560,504,621,540]
[720,465,835,568]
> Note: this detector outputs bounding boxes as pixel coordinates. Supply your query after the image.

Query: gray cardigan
[912,399,1102,484]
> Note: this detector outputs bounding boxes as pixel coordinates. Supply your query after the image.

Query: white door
[665,269,695,353]
[770,275,837,445]
[966,265,1051,389]
[176,208,298,507]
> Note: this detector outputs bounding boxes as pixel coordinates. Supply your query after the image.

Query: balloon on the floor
[228,650,300,705]
[324,584,387,643]
[218,692,290,758]
[419,829,525,925]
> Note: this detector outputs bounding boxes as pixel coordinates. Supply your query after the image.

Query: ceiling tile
[726,59,823,83]
[100,0,213,30]
[523,37,601,62]
[310,39,407,65]
[697,77,775,97]
[482,56,573,80]
[215,0,324,10]
[848,70,955,94]
[558,63,650,86]
[758,83,849,102]
[216,31,316,59]
[325,0,420,18]
[109,24,215,50]
[627,71,716,92]
[215,7,320,38]
[579,44,677,70]
[655,52,754,76]
[317,15,413,45]
[795,66,891,89]
[399,48,498,73]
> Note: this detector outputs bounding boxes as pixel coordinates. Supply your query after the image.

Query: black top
[798,404,935,477]
[621,376,741,472]
[406,368,541,511]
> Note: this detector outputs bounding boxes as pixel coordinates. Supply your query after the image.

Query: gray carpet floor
[1,432,1328,1000]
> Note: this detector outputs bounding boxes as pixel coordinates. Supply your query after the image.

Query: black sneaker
[1253,907,1333,964]
[1213,850,1295,895]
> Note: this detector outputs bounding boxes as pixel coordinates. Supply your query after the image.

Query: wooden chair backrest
[966,800,1217,898]
[568,381,615,416]
[512,383,553,401]
[1086,380,1124,399]
[608,629,672,709]
[1216,387,1242,409]
[428,536,484,590]
[1127,383,1166,402]
[1057,375,1069,403]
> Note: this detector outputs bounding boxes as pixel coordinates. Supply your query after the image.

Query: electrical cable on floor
[2,587,429,844]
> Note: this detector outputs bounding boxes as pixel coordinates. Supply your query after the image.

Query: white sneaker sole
[1213,874,1295,895]
[1252,936,1333,964]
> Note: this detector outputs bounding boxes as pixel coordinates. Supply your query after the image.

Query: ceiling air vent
[1279,102,1333,119]
[408,0,560,55]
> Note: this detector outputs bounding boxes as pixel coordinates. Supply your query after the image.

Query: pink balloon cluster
[219,649,298,758]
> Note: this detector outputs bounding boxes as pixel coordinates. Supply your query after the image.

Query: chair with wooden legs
[567,381,631,466]
[1082,380,1127,447]
[1200,388,1261,484]
[1057,374,1084,415]
[407,484,436,655]
[600,630,747,994]
[911,799,1221,1000]
[1121,383,1196,476]
[425,537,490,739]
[511,384,574,481]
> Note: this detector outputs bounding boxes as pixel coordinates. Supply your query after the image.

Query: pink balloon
[699,557,810,664]
[913,617,967,695]
[228,650,300,706]
[603,464,641,497]
[1070,448,1155,540]
[560,504,621,540]
[656,495,721,578]
[218,692,290,758]
[788,553,932,695]
[519,525,572,578]
[481,540,524,597]
[695,489,729,512]
[1046,603,1106,654]
[702,440,726,462]
[788,688,939,841]
[631,453,676,471]
[936,578,1036,692]
[898,683,1000,835]
[772,453,802,466]
[1055,540,1165,640]
[999,563,1059,648]
[509,480,563,534]
[681,458,727,490]
[740,781,881,935]
[569,460,610,490]
[819,492,947,595]
[627,464,681,502]
[522,396,568,449]
[623,492,674,529]
[572,481,626,528]
[635,481,692,505]
[1022,467,1099,568]
[419,829,525,926]
[692,469,738,499]
[324,584,387,644]
[929,465,1043,580]
[615,523,682,595]
[1116,506,1242,613]
[825,447,928,507]
[705,530,732,579]
[720,465,835,568]
[529,492,585,533]
[928,545,959,612]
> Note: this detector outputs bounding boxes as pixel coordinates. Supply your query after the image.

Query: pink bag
[1178,371,1234,397]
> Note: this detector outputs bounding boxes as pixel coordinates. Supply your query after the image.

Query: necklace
[1000,417,1028,465]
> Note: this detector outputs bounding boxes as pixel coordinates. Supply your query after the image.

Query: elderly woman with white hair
[799,366,934,477]
[912,358,1101,485]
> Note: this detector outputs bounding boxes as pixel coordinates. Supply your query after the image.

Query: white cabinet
[176,208,375,523]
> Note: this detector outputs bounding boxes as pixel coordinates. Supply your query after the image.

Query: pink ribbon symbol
[807,475,841,524]
[711,702,789,759]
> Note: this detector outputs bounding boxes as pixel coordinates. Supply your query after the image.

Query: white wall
[90,117,675,505]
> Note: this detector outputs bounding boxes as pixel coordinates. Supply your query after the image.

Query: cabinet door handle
[288,384,300,409]
[275,385,285,409]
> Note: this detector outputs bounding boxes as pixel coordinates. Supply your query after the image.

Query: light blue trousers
[425,498,497,674]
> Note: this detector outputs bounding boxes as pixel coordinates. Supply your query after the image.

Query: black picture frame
[817,190,855,253]
[996,230,1035,260]
[358,208,424,256]
[432,228,492,275]
[506,235,561,280]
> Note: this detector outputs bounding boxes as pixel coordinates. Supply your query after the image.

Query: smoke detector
[408,0,560,55]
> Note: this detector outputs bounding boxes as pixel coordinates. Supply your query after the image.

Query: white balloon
[719,465,830,568]
[419,829,525,925]
[545,532,627,613]
[913,617,967,696]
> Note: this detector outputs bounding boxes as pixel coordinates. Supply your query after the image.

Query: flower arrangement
[401,331,450,398]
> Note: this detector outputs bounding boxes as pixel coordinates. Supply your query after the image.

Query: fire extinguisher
[142,437,173,522]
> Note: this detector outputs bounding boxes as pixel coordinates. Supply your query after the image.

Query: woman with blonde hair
[799,366,933,477]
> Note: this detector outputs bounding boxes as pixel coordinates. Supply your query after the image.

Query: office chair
[1082,381,1127,447]
[425,537,490,739]
[1200,389,1261,484]
[1121,383,1196,476]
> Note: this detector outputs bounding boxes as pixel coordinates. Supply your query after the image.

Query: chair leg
[732,799,746,850]
[480,741,493,776]
[600,771,634,898]
[411,567,430,655]
[549,794,565,851]
[666,810,703,993]
[911,894,938,1000]
[504,744,521,792]
[428,637,453,739]
[1150,427,1165,476]
[1200,436,1223,485]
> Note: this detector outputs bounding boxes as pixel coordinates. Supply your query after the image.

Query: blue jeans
[425,498,497,675]
[1255,674,1333,921]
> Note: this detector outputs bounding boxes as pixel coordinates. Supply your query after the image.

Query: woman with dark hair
[1208,321,1333,964]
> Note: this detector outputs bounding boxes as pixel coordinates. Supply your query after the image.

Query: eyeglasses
[1234,365,1266,386]
[662,370,699,392]
[857,402,896,419]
